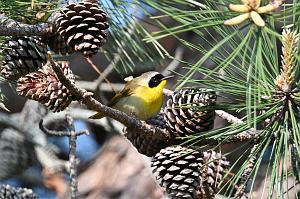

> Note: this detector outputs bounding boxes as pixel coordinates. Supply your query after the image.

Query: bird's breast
[114,86,164,120]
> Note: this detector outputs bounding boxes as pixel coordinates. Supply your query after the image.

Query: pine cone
[0,36,48,81]
[164,88,217,137]
[146,111,167,129]
[54,1,109,57]
[151,146,229,199]
[0,184,38,199]
[0,129,36,180]
[44,33,74,55]
[197,150,230,199]
[151,146,203,199]
[16,61,75,112]
[123,111,169,156]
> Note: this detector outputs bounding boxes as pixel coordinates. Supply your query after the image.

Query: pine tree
[0,0,299,198]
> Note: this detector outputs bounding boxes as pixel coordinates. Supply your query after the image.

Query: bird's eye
[148,74,164,88]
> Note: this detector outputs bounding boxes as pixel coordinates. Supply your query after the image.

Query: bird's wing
[108,82,135,107]
[89,80,137,119]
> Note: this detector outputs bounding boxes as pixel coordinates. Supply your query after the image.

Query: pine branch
[195,129,260,146]
[215,110,244,124]
[0,15,53,37]
[0,103,68,175]
[48,52,172,143]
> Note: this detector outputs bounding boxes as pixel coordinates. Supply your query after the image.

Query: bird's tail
[89,112,105,119]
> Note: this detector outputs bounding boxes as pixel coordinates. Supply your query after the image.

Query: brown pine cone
[164,88,217,138]
[53,1,109,57]
[17,61,75,112]
[0,36,47,81]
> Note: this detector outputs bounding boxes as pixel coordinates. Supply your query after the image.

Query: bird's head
[135,71,172,89]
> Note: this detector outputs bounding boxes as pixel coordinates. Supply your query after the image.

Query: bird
[89,71,172,120]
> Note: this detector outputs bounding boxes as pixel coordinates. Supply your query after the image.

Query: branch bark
[0,16,53,37]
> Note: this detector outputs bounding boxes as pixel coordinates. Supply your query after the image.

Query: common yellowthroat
[89,71,172,120]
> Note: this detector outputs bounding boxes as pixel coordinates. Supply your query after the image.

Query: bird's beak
[162,75,174,80]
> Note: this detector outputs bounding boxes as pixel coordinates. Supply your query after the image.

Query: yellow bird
[89,71,172,120]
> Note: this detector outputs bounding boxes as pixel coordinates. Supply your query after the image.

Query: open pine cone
[164,88,217,137]
[17,61,75,112]
[197,150,230,199]
[0,36,48,81]
[151,146,229,199]
[123,111,169,157]
[54,1,109,57]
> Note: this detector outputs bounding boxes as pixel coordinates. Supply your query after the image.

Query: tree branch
[39,118,89,137]
[0,16,53,37]
[0,101,69,176]
[215,110,244,124]
[65,113,79,199]
[48,53,171,143]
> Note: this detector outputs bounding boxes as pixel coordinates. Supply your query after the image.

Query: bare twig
[40,110,86,199]
[85,57,116,93]
[0,16,53,37]
[215,110,244,124]
[65,113,78,199]
[39,119,89,136]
